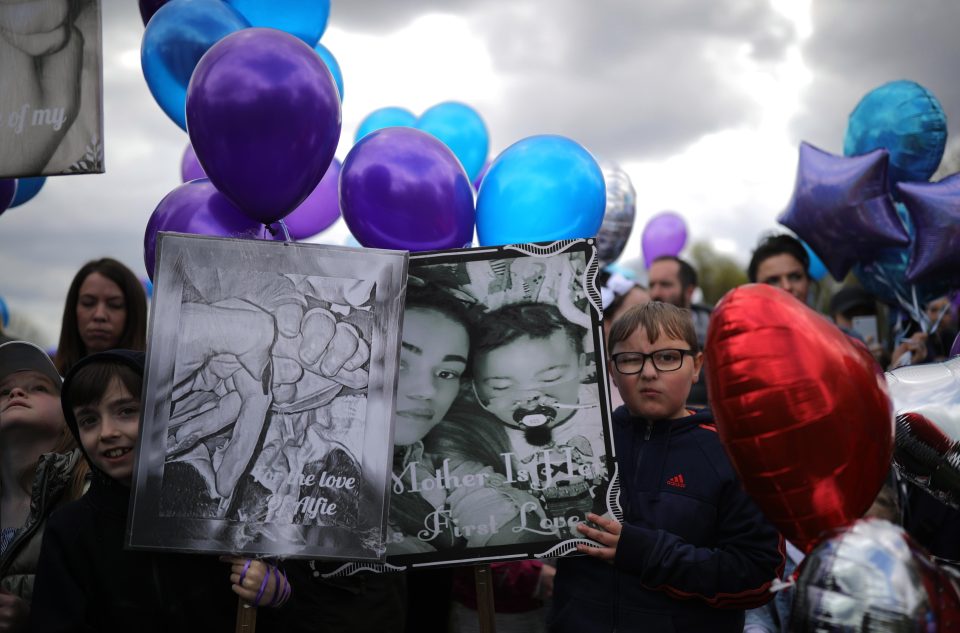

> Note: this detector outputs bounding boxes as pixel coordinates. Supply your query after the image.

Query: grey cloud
[793,0,960,159]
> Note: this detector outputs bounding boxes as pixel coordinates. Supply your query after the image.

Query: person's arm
[28,515,91,633]
[578,477,784,609]
[616,477,783,609]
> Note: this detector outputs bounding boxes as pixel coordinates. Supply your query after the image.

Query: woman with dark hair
[54,258,147,375]
[747,234,812,303]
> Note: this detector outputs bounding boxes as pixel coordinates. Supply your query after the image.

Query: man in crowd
[647,256,710,406]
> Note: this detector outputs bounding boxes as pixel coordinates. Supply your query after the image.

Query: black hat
[61,349,145,447]
[829,286,876,317]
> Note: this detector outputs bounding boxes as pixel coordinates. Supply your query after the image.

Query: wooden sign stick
[474,564,497,633]
[236,597,257,633]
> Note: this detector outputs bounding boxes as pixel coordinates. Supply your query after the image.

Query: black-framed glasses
[610,349,694,374]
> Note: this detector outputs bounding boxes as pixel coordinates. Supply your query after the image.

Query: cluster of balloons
[339,129,605,252]
[354,102,489,182]
[780,81,959,329]
[0,177,47,217]
[144,26,341,278]
[142,2,608,273]
[141,0,339,131]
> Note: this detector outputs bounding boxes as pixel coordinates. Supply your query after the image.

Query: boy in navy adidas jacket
[548,302,783,633]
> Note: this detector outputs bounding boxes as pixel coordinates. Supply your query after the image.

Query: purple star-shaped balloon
[898,174,960,287]
[778,142,910,280]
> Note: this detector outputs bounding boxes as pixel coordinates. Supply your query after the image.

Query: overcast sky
[2,0,959,346]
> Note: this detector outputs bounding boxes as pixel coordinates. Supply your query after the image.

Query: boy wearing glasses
[548,301,783,633]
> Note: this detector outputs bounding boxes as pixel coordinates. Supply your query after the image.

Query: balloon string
[871,265,926,329]
[911,285,928,335]
[278,219,293,242]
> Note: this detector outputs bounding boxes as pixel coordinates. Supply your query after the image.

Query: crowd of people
[1,232,957,632]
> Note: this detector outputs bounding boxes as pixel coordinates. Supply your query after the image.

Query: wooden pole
[236,598,257,633]
[474,564,497,633]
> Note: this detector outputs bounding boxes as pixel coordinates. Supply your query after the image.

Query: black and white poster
[379,239,617,570]
[130,233,408,560]
[0,0,104,178]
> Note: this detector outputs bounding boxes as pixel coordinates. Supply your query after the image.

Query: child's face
[609,327,702,420]
[73,377,141,485]
[0,370,64,435]
[474,329,582,430]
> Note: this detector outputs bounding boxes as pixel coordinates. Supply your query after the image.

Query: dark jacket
[0,450,80,602]
[549,407,784,633]
[30,350,237,633]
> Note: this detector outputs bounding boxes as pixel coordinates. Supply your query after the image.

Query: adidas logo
[666,474,686,489]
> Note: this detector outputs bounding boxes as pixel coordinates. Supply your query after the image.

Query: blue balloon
[800,240,827,281]
[0,180,16,217]
[0,295,8,328]
[476,135,605,246]
[844,80,947,189]
[141,0,249,130]
[415,102,488,181]
[354,107,416,143]
[10,177,46,208]
[226,0,329,46]
[141,277,154,300]
[314,43,343,101]
[853,203,947,308]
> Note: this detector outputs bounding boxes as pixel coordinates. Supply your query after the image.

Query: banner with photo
[129,233,408,560]
[328,239,618,575]
[0,0,104,178]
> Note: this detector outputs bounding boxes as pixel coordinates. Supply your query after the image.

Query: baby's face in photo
[474,329,582,429]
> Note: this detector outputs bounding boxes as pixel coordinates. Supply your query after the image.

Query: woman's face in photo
[394,307,469,446]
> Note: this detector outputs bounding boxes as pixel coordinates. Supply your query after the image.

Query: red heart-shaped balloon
[705,284,894,552]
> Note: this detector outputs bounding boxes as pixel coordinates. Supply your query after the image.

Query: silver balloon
[886,357,960,509]
[791,519,960,632]
[597,161,636,268]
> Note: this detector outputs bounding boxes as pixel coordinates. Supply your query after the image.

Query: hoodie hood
[61,349,145,475]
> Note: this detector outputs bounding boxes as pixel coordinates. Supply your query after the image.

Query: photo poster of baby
[0,0,104,178]
[377,238,618,571]
[128,232,409,561]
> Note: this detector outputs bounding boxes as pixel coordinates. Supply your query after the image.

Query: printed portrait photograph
[384,239,617,569]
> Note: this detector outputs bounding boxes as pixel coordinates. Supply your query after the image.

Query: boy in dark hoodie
[548,302,784,633]
[30,350,290,632]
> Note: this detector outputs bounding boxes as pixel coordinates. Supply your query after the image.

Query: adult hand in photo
[575,512,622,563]
[0,0,83,174]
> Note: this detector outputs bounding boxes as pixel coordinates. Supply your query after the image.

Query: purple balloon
[186,28,341,225]
[340,127,475,252]
[282,158,341,240]
[778,142,910,280]
[139,0,169,25]
[897,174,960,288]
[144,179,278,280]
[0,180,16,217]
[641,211,687,268]
[180,144,206,182]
